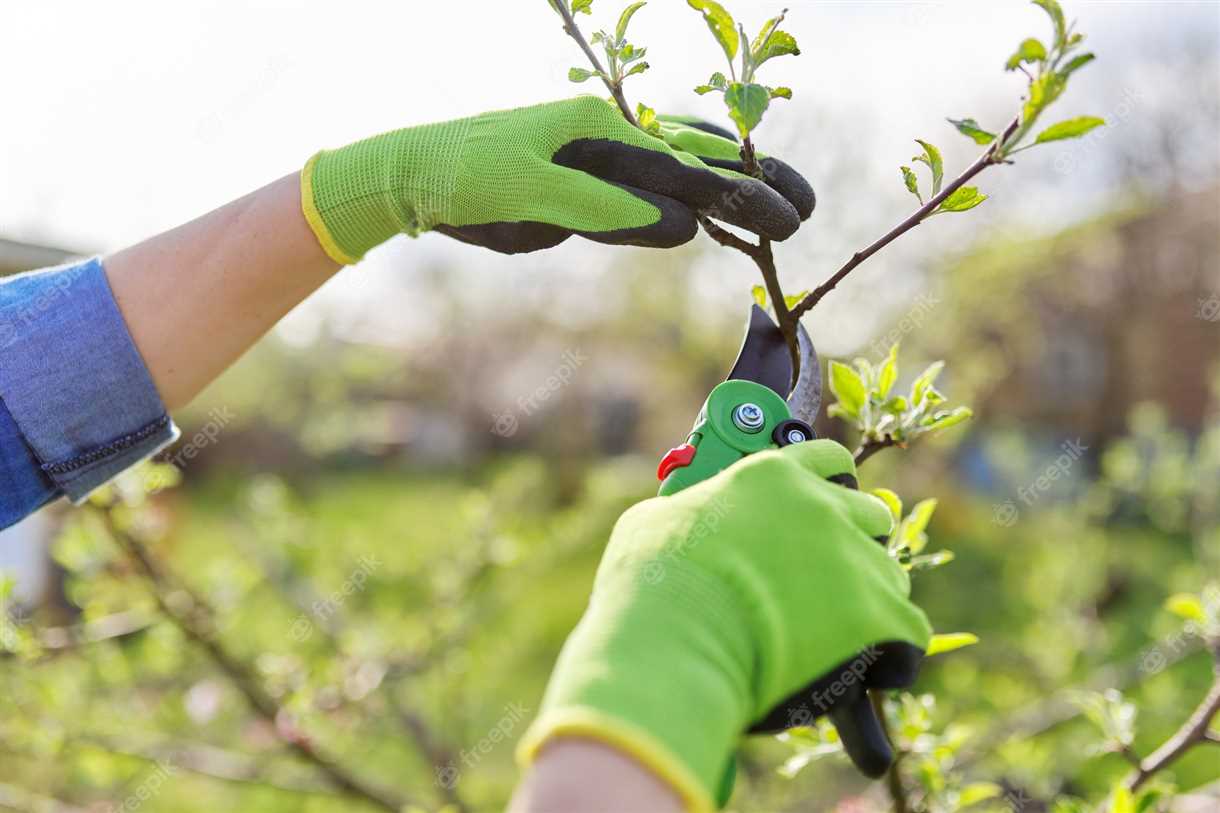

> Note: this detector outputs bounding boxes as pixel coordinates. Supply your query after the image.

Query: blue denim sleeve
[0,396,57,524]
[0,257,179,526]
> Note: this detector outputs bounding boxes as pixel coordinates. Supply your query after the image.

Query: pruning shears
[655,304,898,779]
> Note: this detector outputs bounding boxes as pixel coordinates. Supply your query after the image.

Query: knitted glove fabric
[516,440,932,811]
[301,96,814,262]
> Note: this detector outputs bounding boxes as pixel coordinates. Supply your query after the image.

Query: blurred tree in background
[2,3,1219,811]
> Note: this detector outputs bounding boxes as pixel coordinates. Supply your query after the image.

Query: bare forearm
[510,738,684,813]
[104,172,340,410]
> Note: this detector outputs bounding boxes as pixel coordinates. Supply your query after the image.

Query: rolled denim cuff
[0,257,179,502]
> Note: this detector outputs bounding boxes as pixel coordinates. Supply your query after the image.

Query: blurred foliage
[2,143,1219,813]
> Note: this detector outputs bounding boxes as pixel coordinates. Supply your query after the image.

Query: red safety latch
[657,443,697,481]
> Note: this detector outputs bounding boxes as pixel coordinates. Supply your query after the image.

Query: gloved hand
[516,440,931,812]
[300,96,814,262]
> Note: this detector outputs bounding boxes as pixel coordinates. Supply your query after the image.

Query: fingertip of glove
[761,157,816,221]
[779,439,858,481]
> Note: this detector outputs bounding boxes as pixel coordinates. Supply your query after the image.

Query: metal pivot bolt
[732,403,766,433]
[773,419,815,447]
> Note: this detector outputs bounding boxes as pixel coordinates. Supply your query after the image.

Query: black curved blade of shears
[726,304,822,427]
[726,305,895,779]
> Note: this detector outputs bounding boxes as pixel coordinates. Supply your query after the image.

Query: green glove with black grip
[301,96,813,262]
[516,440,932,812]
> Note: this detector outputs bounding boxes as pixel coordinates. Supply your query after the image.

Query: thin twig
[1122,653,1220,792]
[101,509,411,813]
[72,734,338,795]
[790,115,1021,321]
[854,436,902,466]
[870,690,910,813]
[550,0,639,126]
[957,639,1202,769]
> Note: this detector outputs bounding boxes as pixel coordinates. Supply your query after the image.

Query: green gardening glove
[301,96,814,262]
[516,440,932,812]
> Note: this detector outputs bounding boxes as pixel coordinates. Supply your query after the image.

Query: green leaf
[708,71,727,88]
[947,118,997,145]
[829,360,867,419]
[783,290,809,310]
[1032,0,1067,48]
[753,29,800,68]
[636,103,660,134]
[616,1,647,41]
[913,140,944,196]
[1034,116,1106,144]
[751,284,767,308]
[901,166,922,205]
[568,67,598,83]
[571,0,594,15]
[1110,786,1134,813]
[911,361,945,404]
[905,498,938,538]
[1134,786,1173,813]
[1061,52,1096,77]
[769,86,793,100]
[959,783,1004,808]
[1024,72,1067,124]
[624,61,650,78]
[751,13,783,54]
[724,82,770,139]
[619,43,646,63]
[1005,37,1047,71]
[1164,593,1206,623]
[878,344,898,397]
[871,488,903,522]
[881,395,908,415]
[936,186,987,214]
[686,0,739,62]
[922,406,974,431]
[694,84,720,95]
[926,632,979,656]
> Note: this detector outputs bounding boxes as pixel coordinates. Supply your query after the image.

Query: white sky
[2,1,1216,354]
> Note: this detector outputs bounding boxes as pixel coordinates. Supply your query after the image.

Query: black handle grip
[827,686,893,779]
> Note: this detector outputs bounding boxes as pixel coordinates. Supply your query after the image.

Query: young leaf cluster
[901,0,1104,214]
[783,693,1001,813]
[565,3,651,91]
[827,344,973,459]
[686,2,797,139]
[870,489,956,573]
[956,0,1104,158]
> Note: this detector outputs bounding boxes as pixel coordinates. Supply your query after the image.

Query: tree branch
[790,115,1021,321]
[229,515,474,813]
[870,691,910,813]
[99,506,411,813]
[1123,653,1220,793]
[854,436,902,467]
[550,1,639,126]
